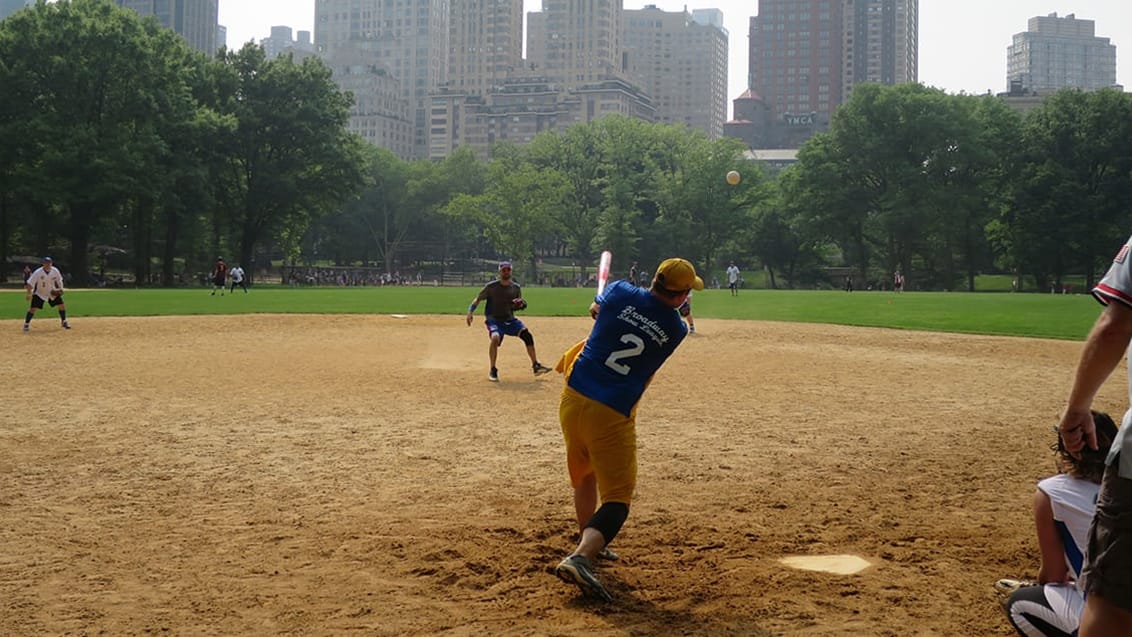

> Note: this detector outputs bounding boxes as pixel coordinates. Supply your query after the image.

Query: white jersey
[26,266,64,301]
[230,266,245,283]
[726,265,740,284]
[1037,473,1099,587]
[1005,474,1098,635]
[1093,235,1132,478]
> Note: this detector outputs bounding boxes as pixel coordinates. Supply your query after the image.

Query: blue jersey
[567,280,688,416]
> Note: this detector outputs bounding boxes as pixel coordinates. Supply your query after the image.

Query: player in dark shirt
[465,261,552,382]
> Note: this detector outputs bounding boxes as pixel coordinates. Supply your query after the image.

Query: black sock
[24,312,32,324]
[59,310,67,322]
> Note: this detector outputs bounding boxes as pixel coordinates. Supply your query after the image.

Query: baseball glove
[50,288,63,299]
[512,297,528,311]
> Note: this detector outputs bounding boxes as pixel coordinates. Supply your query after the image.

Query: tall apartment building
[326,48,414,159]
[0,0,32,21]
[1007,13,1117,93]
[428,0,523,157]
[843,0,917,101]
[261,26,315,60]
[622,5,728,138]
[315,0,450,159]
[448,0,523,96]
[429,0,664,159]
[735,0,917,149]
[115,0,219,55]
[748,0,845,129]
[529,0,625,87]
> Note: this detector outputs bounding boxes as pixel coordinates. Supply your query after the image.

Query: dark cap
[43,256,53,263]
[499,261,512,270]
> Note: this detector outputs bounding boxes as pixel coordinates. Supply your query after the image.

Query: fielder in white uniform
[1056,235,1132,635]
[23,256,70,331]
[726,262,740,296]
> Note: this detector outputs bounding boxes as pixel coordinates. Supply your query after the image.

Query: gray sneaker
[488,367,499,382]
[597,546,619,561]
[555,554,612,602]
[533,362,552,376]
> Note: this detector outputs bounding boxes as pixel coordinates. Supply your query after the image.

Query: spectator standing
[23,256,70,331]
[894,270,904,292]
[629,261,639,287]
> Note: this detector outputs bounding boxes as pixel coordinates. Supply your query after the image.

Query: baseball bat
[596,250,612,296]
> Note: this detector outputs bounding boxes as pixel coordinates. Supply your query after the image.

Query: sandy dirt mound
[1,313,1119,636]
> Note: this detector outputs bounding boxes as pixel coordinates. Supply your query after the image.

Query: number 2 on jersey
[604,333,645,375]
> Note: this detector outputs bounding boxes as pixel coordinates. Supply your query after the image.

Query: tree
[211,45,367,280]
[653,134,755,273]
[0,0,200,285]
[990,90,1132,292]
[446,144,569,279]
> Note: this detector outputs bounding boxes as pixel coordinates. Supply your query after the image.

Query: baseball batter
[553,257,703,602]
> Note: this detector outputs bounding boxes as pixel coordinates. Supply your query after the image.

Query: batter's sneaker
[62,322,70,330]
[488,367,499,382]
[555,554,612,602]
[532,362,552,376]
[23,324,29,332]
[597,546,619,561]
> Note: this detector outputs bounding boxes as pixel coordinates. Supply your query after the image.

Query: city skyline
[218,0,1129,106]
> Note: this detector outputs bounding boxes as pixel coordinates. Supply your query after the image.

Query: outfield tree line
[3,3,1132,291]
[307,116,760,284]
[0,0,364,287]
[782,83,1132,292]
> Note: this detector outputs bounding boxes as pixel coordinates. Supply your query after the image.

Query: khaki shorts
[1083,452,1132,613]
[558,385,636,506]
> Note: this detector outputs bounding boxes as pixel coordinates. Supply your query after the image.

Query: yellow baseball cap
[655,258,704,292]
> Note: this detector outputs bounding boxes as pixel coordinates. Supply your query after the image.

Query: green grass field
[2,285,1104,341]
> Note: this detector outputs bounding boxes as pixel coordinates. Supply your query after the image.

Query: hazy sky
[219,0,1130,107]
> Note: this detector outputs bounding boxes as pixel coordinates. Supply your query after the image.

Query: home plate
[779,554,872,575]
[390,314,409,319]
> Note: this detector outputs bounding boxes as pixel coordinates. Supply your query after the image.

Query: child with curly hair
[997,410,1119,637]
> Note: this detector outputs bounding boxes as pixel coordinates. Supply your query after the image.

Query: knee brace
[519,330,534,346]
[585,502,629,544]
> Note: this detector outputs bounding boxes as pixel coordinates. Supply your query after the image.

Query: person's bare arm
[1058,301,1132,454]
[1033,489,1071,584]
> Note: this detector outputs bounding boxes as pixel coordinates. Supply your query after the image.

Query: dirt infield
[2,313,1122,636]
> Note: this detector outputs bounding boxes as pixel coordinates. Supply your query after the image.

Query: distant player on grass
[678,290,696,333]
[210,257,227,296]
[726,261,740,296]
[229,263,248,294]
[552,257,703,602]
[23,256,70,332]
[465,261,552,382]
[997,411,1118,637]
